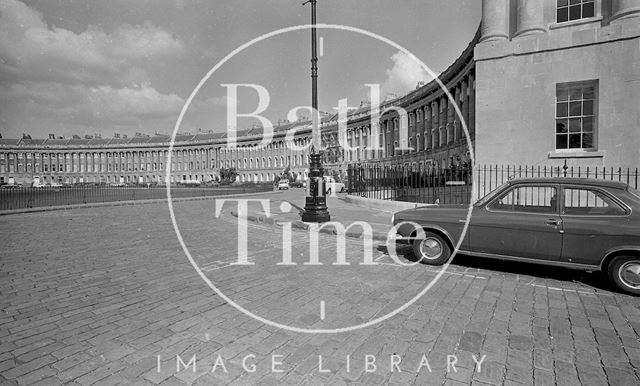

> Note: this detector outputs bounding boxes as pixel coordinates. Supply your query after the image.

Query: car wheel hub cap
[619,262,640,289]
[420,238,442,260]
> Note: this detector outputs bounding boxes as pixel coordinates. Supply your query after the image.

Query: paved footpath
[1,191,640,385]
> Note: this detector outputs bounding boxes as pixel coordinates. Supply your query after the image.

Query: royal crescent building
[0,0,638,187]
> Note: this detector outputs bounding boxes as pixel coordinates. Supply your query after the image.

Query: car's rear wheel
[608,255,640,296]
[412,232,450,265]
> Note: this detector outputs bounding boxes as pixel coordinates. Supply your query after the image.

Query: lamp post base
[301,196,331,223]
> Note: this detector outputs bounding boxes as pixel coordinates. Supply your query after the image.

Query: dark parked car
[391,178,640,295]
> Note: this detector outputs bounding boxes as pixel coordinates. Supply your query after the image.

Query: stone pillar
[440,97,447,146]
[469,73,476,138]
[481,0,509,42]
[455,86,462,141]
[431,101,439,149]
[515,0,545,37]
[461,80,470,139]
[425,106,431,150]
[611,0,640,22]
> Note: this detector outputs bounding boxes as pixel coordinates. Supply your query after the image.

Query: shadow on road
[376,245,620,294]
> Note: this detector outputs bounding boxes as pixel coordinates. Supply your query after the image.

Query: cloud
[87,85,185,124]
[381,51,432,98]
[0,0,188,137]
[0,0,184,85]
[0,81,185,128]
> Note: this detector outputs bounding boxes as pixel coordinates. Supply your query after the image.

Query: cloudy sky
[0,0,480,139]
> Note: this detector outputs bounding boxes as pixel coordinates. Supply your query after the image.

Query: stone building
[4,0,635,188]
[0,31,478,186]
[475,0,640,169]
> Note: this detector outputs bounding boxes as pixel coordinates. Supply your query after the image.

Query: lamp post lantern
[301,0,330,223]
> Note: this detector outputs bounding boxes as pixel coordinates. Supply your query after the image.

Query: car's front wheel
[412,232,450,265]
[608,255,640,296]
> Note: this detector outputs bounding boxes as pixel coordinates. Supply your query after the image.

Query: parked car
[178,180,201,187]
[277,179,290,190]
[324,176,345,194]
[2,183,22,189]
[390,177,640,295]
[290,180,305,188]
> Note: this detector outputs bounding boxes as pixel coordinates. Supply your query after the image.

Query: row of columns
[481,0,640,42]
[343,71,475,163]
[0,136,316,180]
[0,148,215,175]
[215,138,311,171]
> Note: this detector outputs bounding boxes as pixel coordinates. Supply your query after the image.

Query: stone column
[461,80,470,139]
[425,106,432,150]
[611,0,640,22]
[455,85,463,141]
[432,101,439,149]
[468,73,476,138]
[481,0,509,42]
[515,0,545,37]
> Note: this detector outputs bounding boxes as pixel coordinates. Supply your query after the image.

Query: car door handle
[546,219,561,226]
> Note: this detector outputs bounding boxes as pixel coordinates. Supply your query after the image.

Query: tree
[219,168,237,183]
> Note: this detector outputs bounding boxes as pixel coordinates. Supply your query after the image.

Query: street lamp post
[301,0,330,223]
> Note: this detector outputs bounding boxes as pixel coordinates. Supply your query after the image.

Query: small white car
[277,179,290,190]
[324,176,345,194]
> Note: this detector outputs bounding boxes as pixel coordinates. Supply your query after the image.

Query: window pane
[583,87,595,99]
[556,119,568,133]
[583,100,594,115]
[569,118,581,132]
[583,133,594,148]
[557,88,569,101]
[557,102,568,118]
[558,0,569,6]
[569,0,581,5]
[583,2,595,18]
[569,88,582,101]
[569,5,581,20]
[557,7,569,22]
[569,133,582,148]
[569,101,582,116]
[583,118,593,132]
[557,134,568,149]
[564,189,626,215]
[491,186,557,213]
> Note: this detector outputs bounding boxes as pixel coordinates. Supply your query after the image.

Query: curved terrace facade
[0,30,478,187]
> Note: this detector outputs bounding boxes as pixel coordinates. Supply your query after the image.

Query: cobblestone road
[1,193,640,385]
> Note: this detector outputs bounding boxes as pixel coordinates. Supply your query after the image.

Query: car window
[489,185,558,214]
[475,182,509,206]
[563,188,627,216]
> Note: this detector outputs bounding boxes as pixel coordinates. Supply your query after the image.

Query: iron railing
[0,184,274,211]
[347,163,639,205]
